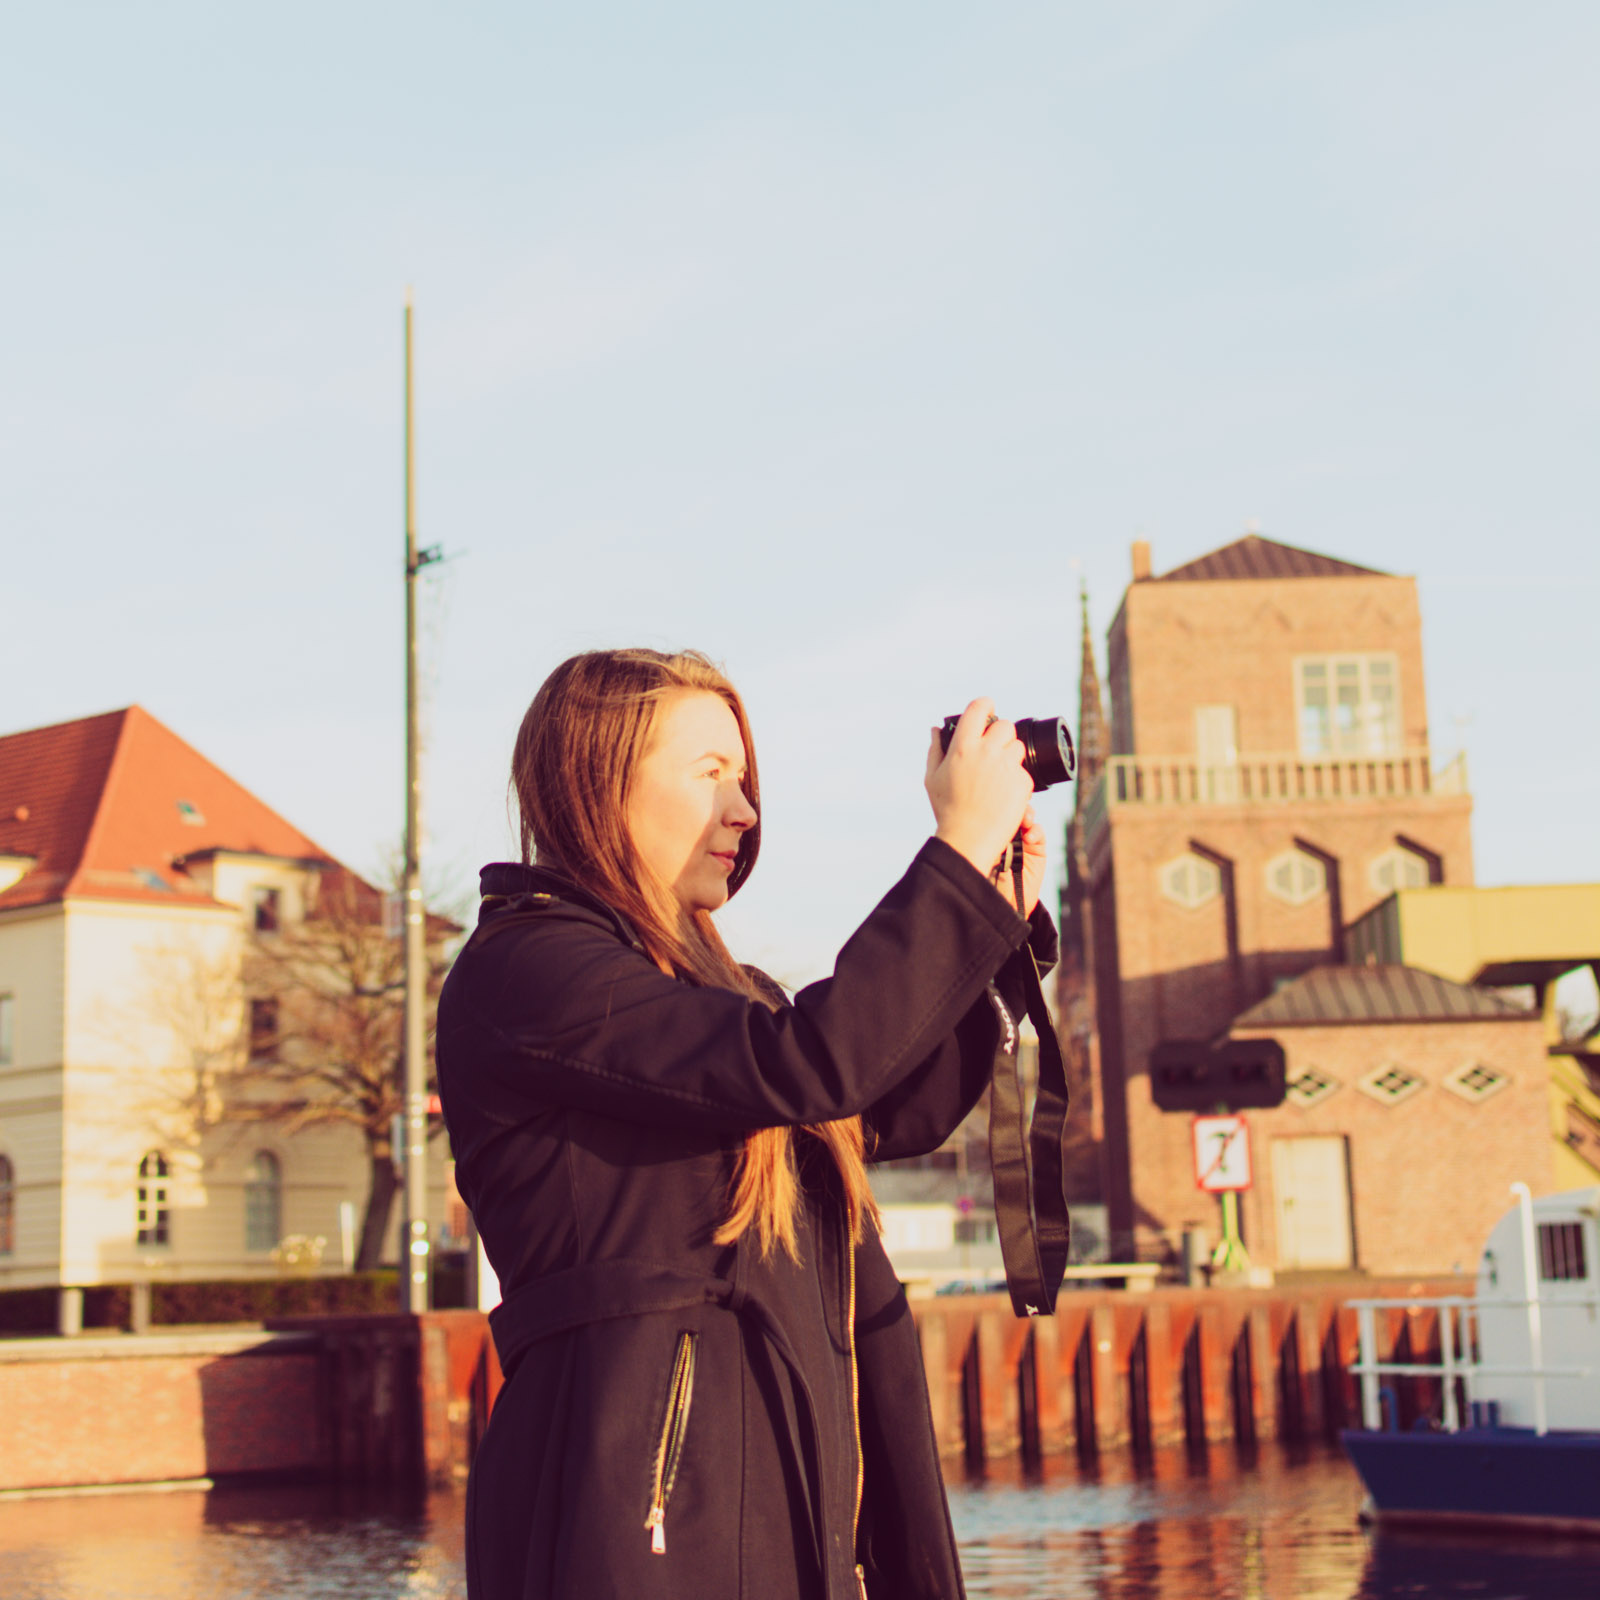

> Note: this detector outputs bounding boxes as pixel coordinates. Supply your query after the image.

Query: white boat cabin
[1474,1185,1600,1432]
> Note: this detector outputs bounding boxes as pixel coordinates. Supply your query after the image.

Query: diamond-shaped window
[1357,1063,1425,1106]
[1443,1062,1509,1105]
[1159,853,1221,910]
[1286,1066,1340,1108]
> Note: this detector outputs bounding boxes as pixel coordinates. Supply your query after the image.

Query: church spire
[1075,580,1107,812]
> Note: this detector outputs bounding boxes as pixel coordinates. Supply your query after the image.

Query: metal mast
[401,290,437,1314]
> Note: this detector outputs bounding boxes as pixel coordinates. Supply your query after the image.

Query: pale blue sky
[4,3,1597,982]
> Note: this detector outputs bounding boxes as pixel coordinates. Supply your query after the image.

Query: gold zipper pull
[646,1506,666,1554]
[855,1563,868,1598]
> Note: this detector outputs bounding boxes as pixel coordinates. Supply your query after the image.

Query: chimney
[1131,539,1152,581]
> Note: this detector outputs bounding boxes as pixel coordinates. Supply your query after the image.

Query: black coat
[436,837,1058,1600]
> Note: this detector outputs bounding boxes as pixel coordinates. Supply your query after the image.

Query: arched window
[136,1151,170,1246]
[0,1154,14,1255]
[245,1151,282,1252]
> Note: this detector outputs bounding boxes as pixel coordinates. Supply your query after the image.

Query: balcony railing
[1082,747,1467,831]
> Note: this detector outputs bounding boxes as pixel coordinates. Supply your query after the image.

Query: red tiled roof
[0,706,333,912]
[1232,964,1534,1029]
[1154,534,1387,583]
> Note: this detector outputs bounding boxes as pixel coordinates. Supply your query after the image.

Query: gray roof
[1233,964,1535,1029]
[1155,534,1387,584]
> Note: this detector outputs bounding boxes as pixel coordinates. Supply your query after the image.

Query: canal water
[3,1443,1598,1598]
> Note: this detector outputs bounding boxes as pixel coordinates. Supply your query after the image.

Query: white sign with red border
[1193,1114,1252,1193]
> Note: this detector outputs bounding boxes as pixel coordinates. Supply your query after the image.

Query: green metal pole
[1212,1190,1251,1274]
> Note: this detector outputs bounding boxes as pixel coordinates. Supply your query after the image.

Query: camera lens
[1016,717,1075,791]
[938,714,1076,793]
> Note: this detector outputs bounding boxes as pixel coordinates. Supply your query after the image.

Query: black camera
[939,713,1076,792]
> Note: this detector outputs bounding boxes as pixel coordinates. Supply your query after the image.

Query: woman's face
[626,689,757,916]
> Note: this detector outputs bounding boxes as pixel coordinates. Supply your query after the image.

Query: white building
[0,706,449,1315]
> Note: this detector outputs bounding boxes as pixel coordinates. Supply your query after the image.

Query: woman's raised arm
[437,837,1030,1135]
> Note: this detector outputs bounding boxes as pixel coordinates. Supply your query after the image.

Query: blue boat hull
[1342,1427,1600,1530]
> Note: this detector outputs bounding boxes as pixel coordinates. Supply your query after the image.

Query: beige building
[0,707,450,1314]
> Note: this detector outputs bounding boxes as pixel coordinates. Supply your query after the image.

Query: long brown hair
[511,648,877,1259]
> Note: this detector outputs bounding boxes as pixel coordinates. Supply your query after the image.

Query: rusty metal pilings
[290,1286,1466,1481]
[906,1281,1465,1465]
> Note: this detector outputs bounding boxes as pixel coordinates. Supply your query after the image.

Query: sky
[4,2,1598,986]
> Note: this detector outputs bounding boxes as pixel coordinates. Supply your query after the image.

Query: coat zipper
[645,1331,698,1555]
[847,1228,868,1600]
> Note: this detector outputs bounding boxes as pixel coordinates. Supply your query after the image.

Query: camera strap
[986,851,1072,1318]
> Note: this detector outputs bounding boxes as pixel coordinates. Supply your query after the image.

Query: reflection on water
[2,1444,1599,1599]
[0,1482,463,1600]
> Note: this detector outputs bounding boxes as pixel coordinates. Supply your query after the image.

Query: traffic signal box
[1149,1038,1287,1113]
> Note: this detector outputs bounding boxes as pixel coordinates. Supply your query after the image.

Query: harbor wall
[0,1284,1460,1492]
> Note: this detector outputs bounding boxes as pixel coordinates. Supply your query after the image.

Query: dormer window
[251,886,281,934]
[176,800,206,826]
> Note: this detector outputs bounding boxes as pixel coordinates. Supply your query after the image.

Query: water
[2,1445,1598,1598]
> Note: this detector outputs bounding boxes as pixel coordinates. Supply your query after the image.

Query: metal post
[1439,1302,1458,1433]
[1512,1181,1546,1435]
[1358,1304,1380,1430]
[1211,1190,1250,1274]
[401,291,431,1316]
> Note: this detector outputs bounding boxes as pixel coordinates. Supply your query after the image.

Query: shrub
[0,1273,400,1333]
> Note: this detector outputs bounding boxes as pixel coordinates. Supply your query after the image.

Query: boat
[1341,1182,1600,1532]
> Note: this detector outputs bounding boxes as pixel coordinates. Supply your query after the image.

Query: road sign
[1150,1038,1287,1111]
[1193,1114,1252,1193]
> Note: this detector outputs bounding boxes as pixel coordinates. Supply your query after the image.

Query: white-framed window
[0,993,11,1066]
[1159,853,1221,910]
[245,1151,282,1252]
[251,886,282,934]
[1296,655,1401,758]
[1370,847,1432,894]
[0,1153,14,1255]
[137,1151,171,1246]
[1265,849,1327,907]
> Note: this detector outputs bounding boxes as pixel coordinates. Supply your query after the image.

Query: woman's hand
[925,699,1033,887]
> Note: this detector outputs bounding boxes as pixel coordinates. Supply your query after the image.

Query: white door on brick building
[1272,1136,1354,1269]
[1195,705,1239,801]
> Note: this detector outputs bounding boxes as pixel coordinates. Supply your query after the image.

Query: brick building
[1059,533,1554,1275]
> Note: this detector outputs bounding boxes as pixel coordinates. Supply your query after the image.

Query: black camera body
[939,713,1076,792]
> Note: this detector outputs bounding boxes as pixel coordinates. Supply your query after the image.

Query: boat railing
[1348,1293,1596,1435]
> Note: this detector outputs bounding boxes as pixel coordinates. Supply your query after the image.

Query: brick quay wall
[0,1283,1462,1493]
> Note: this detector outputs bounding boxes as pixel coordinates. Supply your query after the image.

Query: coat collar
[476,861,647,954]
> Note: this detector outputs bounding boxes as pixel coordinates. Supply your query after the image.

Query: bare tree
[237,867,460,1269]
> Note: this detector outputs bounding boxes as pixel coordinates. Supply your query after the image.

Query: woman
[436,649,1056,1600]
